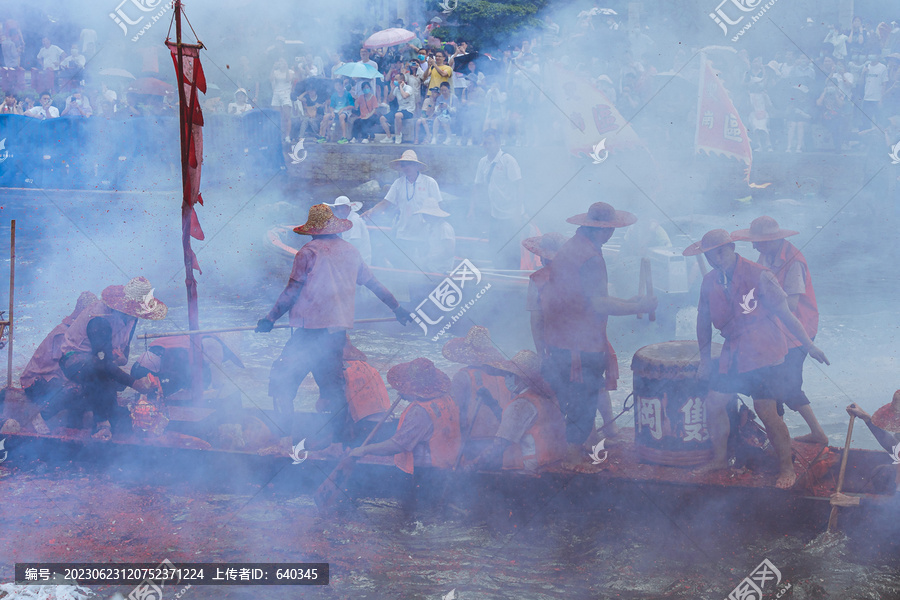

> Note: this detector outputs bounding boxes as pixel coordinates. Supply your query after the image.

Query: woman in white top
[270,57,295,142]
[325,196,371,264]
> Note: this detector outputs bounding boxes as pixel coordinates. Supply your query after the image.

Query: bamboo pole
[173,0,203,404]
[6,220,14,387]
[136,318,398,340]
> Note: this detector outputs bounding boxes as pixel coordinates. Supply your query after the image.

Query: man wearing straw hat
[56,277,167,440]
[731,216,828,445]
[473,350,567,472]
[684,229,829,488]
[412,196,456,273]
[362,150,443,266]
[349,357,461,476]
[256,204,409,456]
[324,195,371,264]
[524,232,620,444]
[541,202,657,467]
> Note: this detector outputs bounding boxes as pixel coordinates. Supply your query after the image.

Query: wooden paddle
[827,414,856,532]
[313,395,404,512]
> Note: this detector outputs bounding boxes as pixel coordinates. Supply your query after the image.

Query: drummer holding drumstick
[684,230,829,489]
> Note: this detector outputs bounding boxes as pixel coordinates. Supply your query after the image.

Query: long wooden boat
[3,405,896,536]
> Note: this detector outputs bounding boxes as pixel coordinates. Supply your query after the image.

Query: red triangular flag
[189,207,205,240]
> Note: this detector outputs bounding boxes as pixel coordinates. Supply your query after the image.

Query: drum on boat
[630,341,722,467]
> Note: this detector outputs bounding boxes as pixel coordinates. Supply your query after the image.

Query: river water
[1,185,899,599]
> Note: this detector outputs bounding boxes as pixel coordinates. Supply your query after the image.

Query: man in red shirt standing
[684,229,829,488]
[256,204,409,456]
[732,216,827,445]
[540,202,657,468]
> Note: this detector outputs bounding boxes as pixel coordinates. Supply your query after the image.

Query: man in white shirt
[37,38,65,71]
[25,93,59,119]
[472,129,523,269]
[863,54,888,124]
[363,150,444,267]
[60,46,85,70]
[387,72,415,143]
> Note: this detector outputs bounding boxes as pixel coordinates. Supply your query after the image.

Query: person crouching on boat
[349,358,461,475]
[324,196,371,265]
[130,334,244,402]
[310,337,391,454]
[471,350,567,472]
[17,291,98,431]
[442,326,512,464]
[56,277,166,440]
[684,230,829,489]
[256,204,410,457]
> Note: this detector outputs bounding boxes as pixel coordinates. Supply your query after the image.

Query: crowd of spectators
[3,9,900,155]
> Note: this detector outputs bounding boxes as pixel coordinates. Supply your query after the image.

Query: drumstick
[643,258,656,322]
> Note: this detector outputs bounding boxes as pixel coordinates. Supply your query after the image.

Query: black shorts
[709,361,792,402]
[774,346,810,412]
[396,109,414,120]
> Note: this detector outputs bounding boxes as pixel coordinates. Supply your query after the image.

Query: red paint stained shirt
[288,237,374,330]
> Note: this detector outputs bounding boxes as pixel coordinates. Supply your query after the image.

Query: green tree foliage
[429,0,551,50]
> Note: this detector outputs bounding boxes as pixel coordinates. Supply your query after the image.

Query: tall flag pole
[167,1,206,402]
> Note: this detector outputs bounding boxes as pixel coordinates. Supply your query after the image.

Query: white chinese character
[638,397,663,441]
[681,397,709,442]
[25,568,38,581]
[239,568,251,581]
[749,559,782,589]
[39,569,50,580]
[702,111,714,129]
[724,113,743,143]
[727,577,763,600]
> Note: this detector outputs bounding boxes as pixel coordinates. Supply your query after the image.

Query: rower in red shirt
[684,229,829,488]
[350,357,461,475]
[732,216,827,445]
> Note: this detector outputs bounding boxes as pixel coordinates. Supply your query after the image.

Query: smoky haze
[0,0,898,596]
